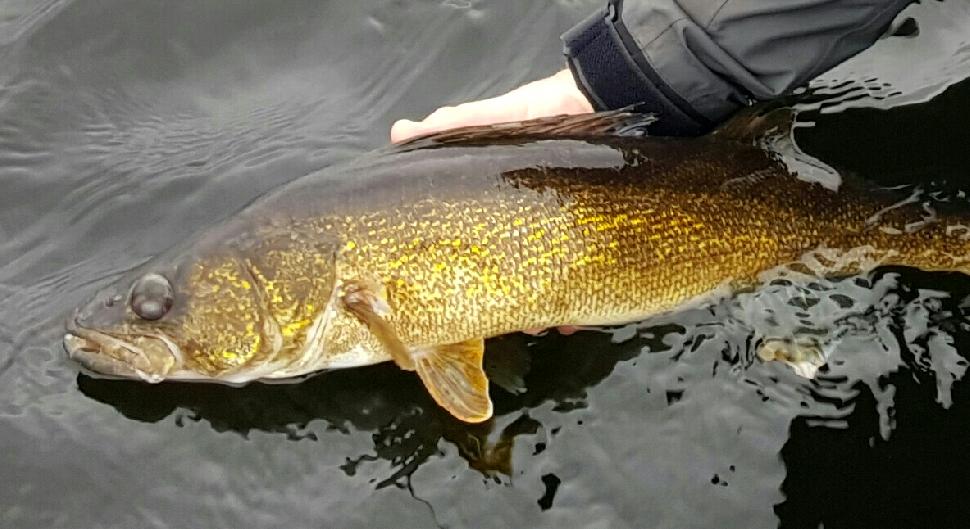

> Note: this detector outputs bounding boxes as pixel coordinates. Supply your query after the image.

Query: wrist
[561,3,712,136]
[550,69,594,115]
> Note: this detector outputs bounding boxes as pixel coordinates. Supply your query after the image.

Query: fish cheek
[177,259,268,376]
[179,322,263,376]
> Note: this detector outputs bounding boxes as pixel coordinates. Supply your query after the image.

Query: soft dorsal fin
[713,101,843,190]
[711,102,797,145]
[396,110,656,151]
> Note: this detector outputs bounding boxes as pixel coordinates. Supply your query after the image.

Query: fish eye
[130,273,174,321]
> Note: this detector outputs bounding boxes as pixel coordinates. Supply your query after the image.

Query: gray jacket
[562,0,914,135]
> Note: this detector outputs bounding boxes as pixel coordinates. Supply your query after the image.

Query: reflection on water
[778,269,970,529]
[797,76,970,188]
[2,0,970,527]
[76,329,637,485]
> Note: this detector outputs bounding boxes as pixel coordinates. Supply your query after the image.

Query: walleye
[64,111,970,423]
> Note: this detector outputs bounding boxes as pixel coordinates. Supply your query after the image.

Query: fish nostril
[104,294,122,308]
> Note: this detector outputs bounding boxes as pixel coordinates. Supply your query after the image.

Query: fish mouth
[64,317,181,383]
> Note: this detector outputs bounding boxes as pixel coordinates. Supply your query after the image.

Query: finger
[556,326,581,336]
[391,95,528,143]
[522,325,583,336]
[390,119,422,143]
[390,105,480,143]
[390,69,593,143]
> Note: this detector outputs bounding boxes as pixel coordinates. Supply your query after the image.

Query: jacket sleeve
[561,0,914,136]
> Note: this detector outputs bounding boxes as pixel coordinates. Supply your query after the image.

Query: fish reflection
[777,268,970,528]
[77,329,644,484]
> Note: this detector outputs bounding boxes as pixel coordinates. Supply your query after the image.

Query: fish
[64,110,970,423]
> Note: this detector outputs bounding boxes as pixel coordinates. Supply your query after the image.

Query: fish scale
[65,113,970,422]
[263,135,968,362]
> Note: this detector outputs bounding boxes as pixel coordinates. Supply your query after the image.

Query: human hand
[390,69,593,143]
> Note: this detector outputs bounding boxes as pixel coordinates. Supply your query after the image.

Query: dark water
[2,1,970,528]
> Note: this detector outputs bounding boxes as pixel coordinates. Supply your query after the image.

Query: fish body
[65,113,970,422]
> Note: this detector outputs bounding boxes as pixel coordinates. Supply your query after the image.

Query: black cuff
[561,0,713,137]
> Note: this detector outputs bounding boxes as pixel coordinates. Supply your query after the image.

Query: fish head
[65,246,280,383]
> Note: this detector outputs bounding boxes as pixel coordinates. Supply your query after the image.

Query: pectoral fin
[414,340,493,423]
[340,279,414,370]
[339,279,492,422]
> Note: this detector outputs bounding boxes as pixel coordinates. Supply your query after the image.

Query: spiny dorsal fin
[413,339,493,423]
[396,110,656,151]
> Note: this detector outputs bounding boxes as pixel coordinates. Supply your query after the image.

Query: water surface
[2,1,970,528]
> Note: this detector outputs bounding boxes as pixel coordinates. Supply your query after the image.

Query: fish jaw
[65,324,384,385]
[64,301,388,385]
[64,318,181,383]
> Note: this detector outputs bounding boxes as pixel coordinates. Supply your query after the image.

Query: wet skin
[65,114,970,421]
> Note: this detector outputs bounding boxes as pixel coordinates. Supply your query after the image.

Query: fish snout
[64,314,180,383]
[74,288,128,331]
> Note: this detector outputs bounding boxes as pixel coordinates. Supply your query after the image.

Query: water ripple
[1,0,969,528]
